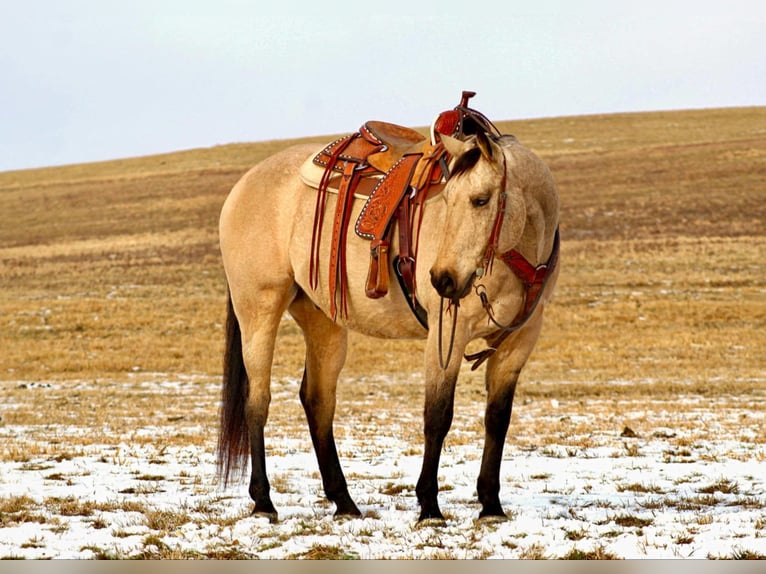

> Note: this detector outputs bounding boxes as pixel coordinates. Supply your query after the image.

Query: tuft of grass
[80,545,120,560]
[561,545,622,560]
[564,527,588,541]
[675,534,695,545]
[698,478,739,495]
[617,482,665,494]
[613,514,653,528]
[45,496,98,517]
[204,546,257,560]
[709,547,766,560]
[379,481,414,496]
[0,494,37,516]
[20,535,45,549]
[135,474,166,482]
[90,517,108,530]
[289,544,360,560]
[144,509,189,532]
[518,543,549,560]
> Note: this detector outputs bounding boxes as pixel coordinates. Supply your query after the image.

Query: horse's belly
[339,296,428,340]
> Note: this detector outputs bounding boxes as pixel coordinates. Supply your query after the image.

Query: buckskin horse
[217,92,560,524]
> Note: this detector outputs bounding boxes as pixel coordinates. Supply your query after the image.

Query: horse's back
[220,143,317,234]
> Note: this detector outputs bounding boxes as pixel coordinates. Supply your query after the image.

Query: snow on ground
[0,377,764,559]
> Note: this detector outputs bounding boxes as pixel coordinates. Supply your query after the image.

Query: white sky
[1,0,763,172]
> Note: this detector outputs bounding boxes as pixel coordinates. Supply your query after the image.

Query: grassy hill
[1,107,764,399]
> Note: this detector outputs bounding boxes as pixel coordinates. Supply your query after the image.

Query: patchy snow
[1,378,764,559]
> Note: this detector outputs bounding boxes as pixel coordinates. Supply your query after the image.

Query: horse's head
[430,131,526,301]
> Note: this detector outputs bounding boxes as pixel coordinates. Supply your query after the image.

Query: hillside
[0,107,764,391]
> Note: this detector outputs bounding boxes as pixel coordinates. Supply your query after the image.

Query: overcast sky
[1,0,763,172]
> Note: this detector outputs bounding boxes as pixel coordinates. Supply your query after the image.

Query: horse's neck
[509,150,559,266]
[515,205,547,266]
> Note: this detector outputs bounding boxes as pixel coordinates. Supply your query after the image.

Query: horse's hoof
[416,517,447,529]
[476,513,508,525]
[334,501,362,519]
[252,509,278,524]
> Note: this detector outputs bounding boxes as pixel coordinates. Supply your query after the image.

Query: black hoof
[252,502,278,524]
[476,513,508,525]
[417,505,445,526]
[416,516,447,528]
[333,508,362,520]
[478,500,506,521]
[333,496,362,519]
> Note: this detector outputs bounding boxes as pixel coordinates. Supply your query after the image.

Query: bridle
[477,152,508,279]
[437,148,560,370]
[437,151,507,369]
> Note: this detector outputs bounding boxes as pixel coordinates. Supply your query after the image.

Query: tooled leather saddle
[306,91,500,322]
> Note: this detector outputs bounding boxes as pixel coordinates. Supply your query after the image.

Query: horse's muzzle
[430,269,476,301]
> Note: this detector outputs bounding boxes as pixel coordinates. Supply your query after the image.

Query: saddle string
[437,297,459,370]
[309,134,359,292]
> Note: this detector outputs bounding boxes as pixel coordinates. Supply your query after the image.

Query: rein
[437,298,459,369]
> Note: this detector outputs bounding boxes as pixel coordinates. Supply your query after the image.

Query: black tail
[216,292,250,486]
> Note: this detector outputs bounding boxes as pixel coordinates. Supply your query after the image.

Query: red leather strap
[497,248,552,289]
[479,153,508,277]
[465,228,560,370]
[310,134,358,291]
[328,161,358,319]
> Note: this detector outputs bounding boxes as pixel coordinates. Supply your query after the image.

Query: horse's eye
[471,196,490,208]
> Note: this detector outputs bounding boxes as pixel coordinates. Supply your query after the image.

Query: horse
[216,123,560,524]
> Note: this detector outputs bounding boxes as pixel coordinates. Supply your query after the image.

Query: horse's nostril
[431,271,456,298]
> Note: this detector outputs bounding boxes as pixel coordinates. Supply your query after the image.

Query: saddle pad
[298,147,381,199]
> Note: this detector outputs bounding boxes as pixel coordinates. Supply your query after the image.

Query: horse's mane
[451,147,482,178]
[450,132,519,179]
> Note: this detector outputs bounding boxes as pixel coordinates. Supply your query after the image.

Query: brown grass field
[0,107,764,558]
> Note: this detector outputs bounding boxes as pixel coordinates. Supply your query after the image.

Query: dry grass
[1,107,763,395]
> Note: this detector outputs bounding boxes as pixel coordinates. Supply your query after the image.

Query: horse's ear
[440,133,471,158]
[476,131,494,160]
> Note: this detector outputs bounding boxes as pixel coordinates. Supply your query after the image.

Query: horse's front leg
[477,314,544,520]
[415,326,465,523]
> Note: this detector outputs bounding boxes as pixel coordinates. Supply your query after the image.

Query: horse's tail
[216,290,250,487]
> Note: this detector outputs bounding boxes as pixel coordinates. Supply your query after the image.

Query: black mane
[450,147,482,178]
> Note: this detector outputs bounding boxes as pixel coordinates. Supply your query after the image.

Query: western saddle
[304,91,500,322]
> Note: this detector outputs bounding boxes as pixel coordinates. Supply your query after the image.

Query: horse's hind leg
[236,287,296,522]
[289,292,361,518]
